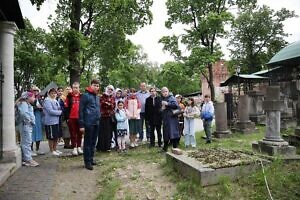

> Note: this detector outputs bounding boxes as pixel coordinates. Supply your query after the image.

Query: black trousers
[96,117,113,151]
[163,138,179,151]
[149,123,162,146]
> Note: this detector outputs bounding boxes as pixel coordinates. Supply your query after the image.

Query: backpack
[15,103,22,126]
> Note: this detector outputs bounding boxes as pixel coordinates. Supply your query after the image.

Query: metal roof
[252,66,283,75]
[220,74,269,87]
[267,41,300,67]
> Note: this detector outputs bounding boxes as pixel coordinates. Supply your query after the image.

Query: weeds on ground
[165,126,299,199]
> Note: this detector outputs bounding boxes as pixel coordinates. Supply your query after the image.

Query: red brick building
[201,60,229,100]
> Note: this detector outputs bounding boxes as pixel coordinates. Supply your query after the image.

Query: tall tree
[159,0,251,101]
[229,4,297,73]
[30,0,153,85]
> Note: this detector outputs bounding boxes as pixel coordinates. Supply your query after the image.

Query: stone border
[166,151,268,186]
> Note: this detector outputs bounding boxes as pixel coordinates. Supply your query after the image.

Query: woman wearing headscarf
[161,87,180,152]
[15,91,39,167]
[31,85,45,155]
[96,85,115,152]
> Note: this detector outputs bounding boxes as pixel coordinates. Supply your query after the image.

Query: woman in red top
[96,85,115,152]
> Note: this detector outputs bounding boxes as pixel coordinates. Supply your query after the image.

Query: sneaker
[72,148,78,156]
[56,150,63,155]
[23,160,39,167]
[31,151,37,157]
[134,142,139,147]
[77,147,83,154]
[52,151,60,156]
[130,143,135,148]
[36,150,45,155]
[57,141,65,146]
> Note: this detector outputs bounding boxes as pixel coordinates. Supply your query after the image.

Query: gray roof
[40,82,58,96]
[220,74,269,87]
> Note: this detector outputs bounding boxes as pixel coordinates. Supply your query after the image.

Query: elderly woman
[161,87,180,152]
[31,86,45,155]
[97,85,115,152]
[16,91,39,167]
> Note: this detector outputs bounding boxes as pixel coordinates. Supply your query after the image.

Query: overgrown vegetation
[89,125,299,199]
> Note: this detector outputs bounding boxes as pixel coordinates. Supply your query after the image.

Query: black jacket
[145,96,162,125]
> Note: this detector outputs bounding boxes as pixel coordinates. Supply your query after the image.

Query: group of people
[15,80,215,170]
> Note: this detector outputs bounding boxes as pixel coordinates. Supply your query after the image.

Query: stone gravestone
[214,102,231,138]
[248,90,265,124]
[233,95,255,133]
[252,86,296,156]
[280,94,296,130]
[289,95,300,146]
[224,93,234,126]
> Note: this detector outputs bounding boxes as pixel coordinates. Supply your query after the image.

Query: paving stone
[0,142,60,200]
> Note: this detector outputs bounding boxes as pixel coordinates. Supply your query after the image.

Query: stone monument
[289,95,300,146]
[280,94,296,130]
[248,90,265,124]
[252,86,296,156]
[233,95,255,133]
[214,102,231,138]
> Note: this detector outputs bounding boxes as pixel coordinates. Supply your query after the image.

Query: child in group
[124,88,141,148]
[183,98,200,148]
[115,101,128,152]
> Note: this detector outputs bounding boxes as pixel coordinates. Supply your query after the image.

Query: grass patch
[96,179,120,200]
[190,126,265,152]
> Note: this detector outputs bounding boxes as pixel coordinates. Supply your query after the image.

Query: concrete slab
[166,150,267,186]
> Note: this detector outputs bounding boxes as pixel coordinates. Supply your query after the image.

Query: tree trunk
[69,0,82,85]
[208,63,215,101]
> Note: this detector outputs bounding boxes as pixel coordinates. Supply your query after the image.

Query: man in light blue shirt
[136,82,150,142]
[201,94,214,143]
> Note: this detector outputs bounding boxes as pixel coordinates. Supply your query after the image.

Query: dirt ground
[50,147,176,200]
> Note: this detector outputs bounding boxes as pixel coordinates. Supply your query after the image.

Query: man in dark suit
[145,87,162,147]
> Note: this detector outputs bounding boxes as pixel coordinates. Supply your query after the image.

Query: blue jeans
[184,118,196,147]
[203,120,212,142]
[19,123,33,161]
[83,124,99,165]
[139,113,150,141]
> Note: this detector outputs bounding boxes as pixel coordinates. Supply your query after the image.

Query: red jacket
[65,92,81,119]
[100,93,115,117]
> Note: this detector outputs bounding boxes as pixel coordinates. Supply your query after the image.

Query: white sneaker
[77,147,83,154]
[134,142,139,147]
[58,141,64,146]
[72,148,78,156]
[36,150,45,155]
[31,151,37,157]
[130,143,135,148]
[23,160,39,167]
[56,150,63,155]
[52,151,60,156]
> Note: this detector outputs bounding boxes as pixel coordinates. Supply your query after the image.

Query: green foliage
[229,4,297,73]
[14,19,61,97]
[157,61,200,95]
[38,0,153,85]
[160,0,237,100]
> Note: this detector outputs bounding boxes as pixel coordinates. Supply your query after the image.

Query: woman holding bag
[161,87,180,152]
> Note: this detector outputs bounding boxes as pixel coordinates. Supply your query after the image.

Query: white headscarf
[105,85,115,95]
